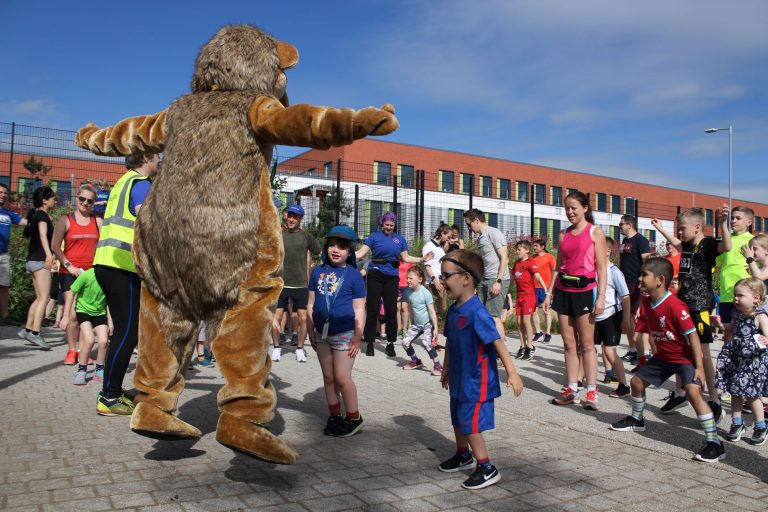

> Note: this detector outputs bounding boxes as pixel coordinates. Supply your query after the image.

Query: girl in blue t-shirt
[307,226,367,438]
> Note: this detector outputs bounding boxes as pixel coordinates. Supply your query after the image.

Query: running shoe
[514,347,525,359]
[403,359,423,370]
[532,332,544,343]
[64,350,78,365]
[73,370,87,386]
[522,348,533,361]
[26,333,51,350]
[335,415,364,438]
[552,387,580,406]
[609,415,645,432]
[660,391,688,414]
[431,364,443,376]
[583,389,599,410]
[271,347,282,362]
[748,425,767,446]
[323,415,344,436]
[96,392,134,416]
[461,464,500,490]
[438,453,475,473]
[295,348,307,362]
[93,368,104,383]
[385,343,396,357]
[694,441,725,463]
[726,423,746,442]
[542,334,552,344]
[719,392,731,403]
[609,383,630,398]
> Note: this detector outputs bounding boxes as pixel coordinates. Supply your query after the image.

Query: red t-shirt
[512,258,539,296]
[533,252,556,289]
[639,292,696,364]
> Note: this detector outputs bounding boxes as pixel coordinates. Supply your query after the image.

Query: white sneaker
[295,348,307,362]
[271,347,282,362]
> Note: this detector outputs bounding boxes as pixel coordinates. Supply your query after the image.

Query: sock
[631,396,645,421]
[629,348,637,354]
[95,364,105,371]
[606,369,613,378]
[732,416,743,426]
[25,328,31,333]
[346,410,360,421]
[411,355,420,363]
[698,413,720,444]
[568,383,579,394]
[328,403,341,417]
[433,361,442,369]
[756,420,766,429]
[476,457,492,470]
[77,364,87,372]
[586,384,597,392]
[457,447,472,461]
[32,330,39,336]
[674,390,686,398]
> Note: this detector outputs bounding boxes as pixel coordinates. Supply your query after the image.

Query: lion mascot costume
[75,24,398,464]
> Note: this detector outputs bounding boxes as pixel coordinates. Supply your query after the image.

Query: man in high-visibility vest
[94,152,161,416]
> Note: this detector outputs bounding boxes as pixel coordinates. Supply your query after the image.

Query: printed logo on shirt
[457,315,468,330]
[317,271,342,295]
[679,251,693,275]
[659,315,667,329]
[680,309,690,321]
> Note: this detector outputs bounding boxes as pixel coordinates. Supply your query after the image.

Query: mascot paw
[130,401,202,440]
[74,123,101,150]
[216,412,299,465]
[352,104,399,139]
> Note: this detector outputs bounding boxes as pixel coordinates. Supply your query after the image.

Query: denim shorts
[317,329,354,351]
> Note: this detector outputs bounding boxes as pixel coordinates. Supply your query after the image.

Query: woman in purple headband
[356,212,433,357]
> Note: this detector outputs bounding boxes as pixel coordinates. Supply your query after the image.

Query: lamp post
[704,125,732,224]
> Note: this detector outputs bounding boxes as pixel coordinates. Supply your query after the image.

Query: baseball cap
[285,204,304,216]
[325,225,356,241]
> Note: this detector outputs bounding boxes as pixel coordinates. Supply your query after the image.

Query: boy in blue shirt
[438,249,523,490]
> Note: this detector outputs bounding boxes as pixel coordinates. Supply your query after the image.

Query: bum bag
[559,273,596,289]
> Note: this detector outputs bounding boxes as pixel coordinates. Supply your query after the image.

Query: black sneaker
[694,441,726,463]
[532,332,544,342]
[726,422,746,442]
[323,415,344,436]
[385,343,396,357]
[530,346,537,356]
[748,425,768,446]
[335,415,364,438]
[542,334,552,344]
[708,400,723,423]
[365,342,375,357]
[609,415,645,432]
[660,391,688,414]
[609,383,630,398]
[621,351,633,362]
[461,464,500,490]
[514,347,525,359]
[438,453,475,473]
[602,374,613,384]
[522,348,533,361]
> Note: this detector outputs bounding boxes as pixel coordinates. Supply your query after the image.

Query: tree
[306,188,353,245]
[23,155,52,179]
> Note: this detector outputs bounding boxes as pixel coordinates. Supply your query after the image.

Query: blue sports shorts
[450,398,495,435]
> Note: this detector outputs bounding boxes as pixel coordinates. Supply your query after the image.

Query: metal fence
[1,121,732,249]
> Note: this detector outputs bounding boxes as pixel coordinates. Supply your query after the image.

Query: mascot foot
[216,412,299,465]
[130,401,202,440]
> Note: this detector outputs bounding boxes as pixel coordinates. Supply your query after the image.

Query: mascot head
[191,24,298,105]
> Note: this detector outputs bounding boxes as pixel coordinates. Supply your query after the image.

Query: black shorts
[50,273,61,301]
[595,312,622,346]
[635,357,698,388]
[552,288,595,317]
[59,273,76,293]
[627,281,642,316]
[277,287,308,310]
[75,312,108,328]
[691,310,713,344]
[719,302,734,324]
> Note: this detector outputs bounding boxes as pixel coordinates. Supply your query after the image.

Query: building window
[487,212,498,228]
[460,173,473,195]
[375,161,391,185]
[517,181,529,202]
[306,167,316,176]
[499,179,511,200]
[596,192,607,212]
[648,230,656,243]
[537,218,548,239]
[552,219,562,248]
[705,208,714,225]
[534,183,546,204]
[324,161,332,178]
[440,170,454,193]
[368,200,383,233]
[567,188,579,197]
[756,216,763,232]
[52,180,72,204]
[611,226,621,242]
[480,176,492,197]
[551,186,563,206]
[399,164,414,188]
[611,194,621,213]
[624,197,636,217]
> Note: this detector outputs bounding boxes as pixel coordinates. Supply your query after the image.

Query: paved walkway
[1,325,766,512]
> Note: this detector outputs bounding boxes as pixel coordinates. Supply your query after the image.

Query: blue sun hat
[322,225,357,266]
[285,203,305,216]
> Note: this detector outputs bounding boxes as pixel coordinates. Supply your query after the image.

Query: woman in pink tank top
[52,184,103,366]
[544,191,607,410]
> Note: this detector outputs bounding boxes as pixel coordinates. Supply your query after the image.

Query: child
[716,277,768,445]
[306,226,366,437]
[511,241,546,361]
[397,261,414,338]
[531,239,556,344]
[60,268,111,386]
[715,206,754,337]
[401,266,443,375]
[609,258,725,463]
[189,321,215,369]
[652,206,731,421]
[742,234,768,291]
[438,249,523,490]
[597,237,632,397]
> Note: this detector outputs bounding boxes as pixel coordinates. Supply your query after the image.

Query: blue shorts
[535,288,547,307]
[635,357,698,388]
[450,398,495,435]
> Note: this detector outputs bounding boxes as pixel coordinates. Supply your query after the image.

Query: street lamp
[704,125,733,224]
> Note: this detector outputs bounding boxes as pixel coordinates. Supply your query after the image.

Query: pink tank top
[556,223,596,292]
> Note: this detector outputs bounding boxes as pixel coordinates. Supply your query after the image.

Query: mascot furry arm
[75,102,397,155]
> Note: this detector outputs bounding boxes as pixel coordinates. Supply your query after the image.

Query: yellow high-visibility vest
[93,170,149,273]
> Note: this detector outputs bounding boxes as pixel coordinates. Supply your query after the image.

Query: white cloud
[12,99,46,113]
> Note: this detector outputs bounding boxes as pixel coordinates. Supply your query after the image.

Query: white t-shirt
[422,238,446,283]
[596,263,630,322]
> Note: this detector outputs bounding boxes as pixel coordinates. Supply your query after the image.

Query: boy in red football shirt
[609,257,725,463]
[512,241,546,361]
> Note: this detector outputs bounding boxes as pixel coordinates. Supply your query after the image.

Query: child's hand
[440,368,449,389]
[716,204,730,223]
[60,317,69,331]
[108,321,114,337]
[650,218,662,230]
[693,367,706,387]
[506,372,524,397]
[741,244,754,259]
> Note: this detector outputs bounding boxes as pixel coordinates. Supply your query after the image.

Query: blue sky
[2,0,767,202]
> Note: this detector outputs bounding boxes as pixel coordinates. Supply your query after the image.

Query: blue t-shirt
[129,180,151,217]
[363,230,408,277]
[444,295,502,403]
[408,285,433,326]
[309,264,366,336]
[0,208,23,253]
[93,189,110,217]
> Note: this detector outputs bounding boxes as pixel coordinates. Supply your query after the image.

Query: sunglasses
[77,196,95,205]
